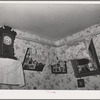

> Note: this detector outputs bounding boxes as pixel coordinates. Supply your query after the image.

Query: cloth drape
[0,58,25,86]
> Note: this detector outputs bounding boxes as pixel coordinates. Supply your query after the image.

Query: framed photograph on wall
[22,48,45,71]
[88,39,100,70]
[77,79,85,88]
[71,39,100,78]
[51,60,67,74]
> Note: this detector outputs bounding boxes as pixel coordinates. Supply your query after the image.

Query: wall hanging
[88,38,100,71]
[0,58,25,86]
[0,25,17,60]
[51,60,67,74]
[22,48,45,71]
[71,38,100,78]
[77,79,85,88]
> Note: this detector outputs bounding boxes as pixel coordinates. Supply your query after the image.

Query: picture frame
[22,48,45,71]
[51,60,67,74]
[77,79,85,88]
[71,39,100,78]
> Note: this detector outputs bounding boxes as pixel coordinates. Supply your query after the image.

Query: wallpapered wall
[0,29,58,89]
[1,24,100,89]
[55,23,100,90]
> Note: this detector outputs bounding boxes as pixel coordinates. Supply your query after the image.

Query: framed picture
[77,79,85,88]
[88,39,100,70]
[22,48,45,71]
[51,60,67,74]
[71,39,100,78]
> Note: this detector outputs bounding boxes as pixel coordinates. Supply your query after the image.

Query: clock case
[0,25,17,60]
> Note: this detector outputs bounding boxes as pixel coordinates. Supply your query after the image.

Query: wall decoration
[0,58,25,86]
[71,58,95,78]
[88,39,100,71]
[92,34,100,59]
[71,38,100,78]
[1,23,100,90]
[77,79,85,88]
[0,25,17,59]
[51,60,67,74]
[22,48,45,71]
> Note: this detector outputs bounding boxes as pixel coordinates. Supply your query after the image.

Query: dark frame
[71,39,100,78]
[51,60,67,74]
[22,48,45,71]
[77,79,85,88]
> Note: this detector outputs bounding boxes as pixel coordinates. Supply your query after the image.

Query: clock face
[4,36,12,45]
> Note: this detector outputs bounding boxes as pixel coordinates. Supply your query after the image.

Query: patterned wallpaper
[0,33,58,89]
[55,23,100,90]
[1,24,100,90]
[55,23,100,46]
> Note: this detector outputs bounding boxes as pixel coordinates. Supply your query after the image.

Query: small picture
[51,60,67,74]
[77,79,85,88]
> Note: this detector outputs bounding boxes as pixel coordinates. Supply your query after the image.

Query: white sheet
[0,58,25,86]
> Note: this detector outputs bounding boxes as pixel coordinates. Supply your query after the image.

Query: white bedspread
[0,58,25,86]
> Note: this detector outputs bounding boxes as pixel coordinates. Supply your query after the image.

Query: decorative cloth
[0,58,25,86]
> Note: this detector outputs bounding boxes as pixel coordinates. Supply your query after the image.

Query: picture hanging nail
[77,79,85,88]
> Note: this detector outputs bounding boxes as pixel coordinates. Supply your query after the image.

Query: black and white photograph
[0,1,100,99]
[51,60,67,74]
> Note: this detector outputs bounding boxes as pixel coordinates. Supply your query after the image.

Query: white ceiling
[0,3,100,41]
